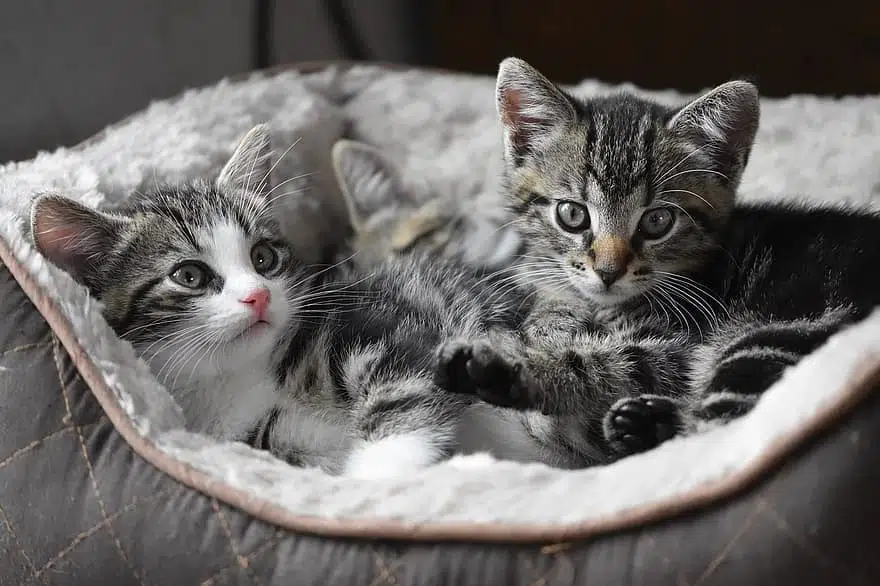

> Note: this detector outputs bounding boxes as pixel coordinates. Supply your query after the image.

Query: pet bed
[0,61,879,585]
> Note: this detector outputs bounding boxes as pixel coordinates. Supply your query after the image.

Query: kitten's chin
[566,274,643,308]
[229,320,274,344]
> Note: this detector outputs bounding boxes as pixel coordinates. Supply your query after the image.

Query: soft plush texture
[1,63,880,532]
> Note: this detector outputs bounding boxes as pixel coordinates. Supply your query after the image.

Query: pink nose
[240,288,270,320]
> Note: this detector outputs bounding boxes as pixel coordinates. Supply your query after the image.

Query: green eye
[170,262,210,289]
[555,201,590,232]
[251,242,279,274]
[639,207,676,239]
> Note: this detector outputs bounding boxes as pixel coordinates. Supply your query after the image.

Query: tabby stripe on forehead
[585,105,598,153]
[231,208,254,233]
[114,277,165,332]
[160,206,200,249]
[641,123,656,201]
[579,108,599,199]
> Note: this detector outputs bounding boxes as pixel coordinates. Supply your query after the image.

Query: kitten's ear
[667,81,760,183]
[496,57,577,161]
[331,140,414,229]
[30,194,128,285]
[216,124,274,196]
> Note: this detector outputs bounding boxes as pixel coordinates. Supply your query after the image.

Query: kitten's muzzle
[587,236,633,288]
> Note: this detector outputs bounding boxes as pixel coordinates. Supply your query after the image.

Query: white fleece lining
[1,64,879,528]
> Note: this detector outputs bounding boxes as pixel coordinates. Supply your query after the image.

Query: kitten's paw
[465,341,535,411]
[433,340,477,395]
[604,395,682,457]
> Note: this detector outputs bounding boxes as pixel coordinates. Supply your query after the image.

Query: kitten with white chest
[32,128,295,441]
[31,125,550,477]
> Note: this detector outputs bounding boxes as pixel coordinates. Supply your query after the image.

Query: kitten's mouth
[567,272,641,306]
[230,319,272,343]
[247,319,271,332]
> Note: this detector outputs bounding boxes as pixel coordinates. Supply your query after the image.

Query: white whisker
[653,145,707,187]
[657,168,729,186]
[658,188,715,210]
[654,199,696,225]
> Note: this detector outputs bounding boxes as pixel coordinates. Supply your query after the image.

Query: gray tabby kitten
[31,125,547,477]
[330,139,523,272]
[434,58,880,463]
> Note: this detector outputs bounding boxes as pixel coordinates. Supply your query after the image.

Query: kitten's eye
[555,201,590,232]
[170,262,209,289]
[639,207,676,239]
[251,242,279,274]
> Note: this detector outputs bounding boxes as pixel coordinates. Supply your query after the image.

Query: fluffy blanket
[1,63,879,529]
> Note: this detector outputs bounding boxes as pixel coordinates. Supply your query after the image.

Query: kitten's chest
[183,372,278,441]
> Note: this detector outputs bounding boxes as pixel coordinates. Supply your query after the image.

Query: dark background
[427,1,880,97]
[2,0,879,163]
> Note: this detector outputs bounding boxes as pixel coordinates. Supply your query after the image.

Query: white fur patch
[342,431,445,479]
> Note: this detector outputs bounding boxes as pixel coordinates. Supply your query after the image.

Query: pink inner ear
[501,87,545,127]
[499,86,524,128]
[499,86,542,154]
[34,216,90,264]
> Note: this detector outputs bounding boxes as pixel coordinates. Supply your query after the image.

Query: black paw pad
[604,395,682,457]
[465,344,528,409]
[433,342,476,395]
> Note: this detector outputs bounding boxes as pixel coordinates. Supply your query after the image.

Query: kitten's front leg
[342,364,469,479]
[433,300,595,411]
[434,337,540,411]
[435,327,692,459]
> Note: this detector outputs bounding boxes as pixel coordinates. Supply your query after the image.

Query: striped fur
[433,58,880,462]
[31,125,552,477]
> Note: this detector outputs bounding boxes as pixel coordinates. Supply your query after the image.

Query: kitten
[434,57,880,462]
[31,125,547,477]
[330,139,523,272]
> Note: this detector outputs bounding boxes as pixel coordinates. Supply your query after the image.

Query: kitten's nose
[589,236,632,288]
[594,266,626,287]
[241,288,271,320]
